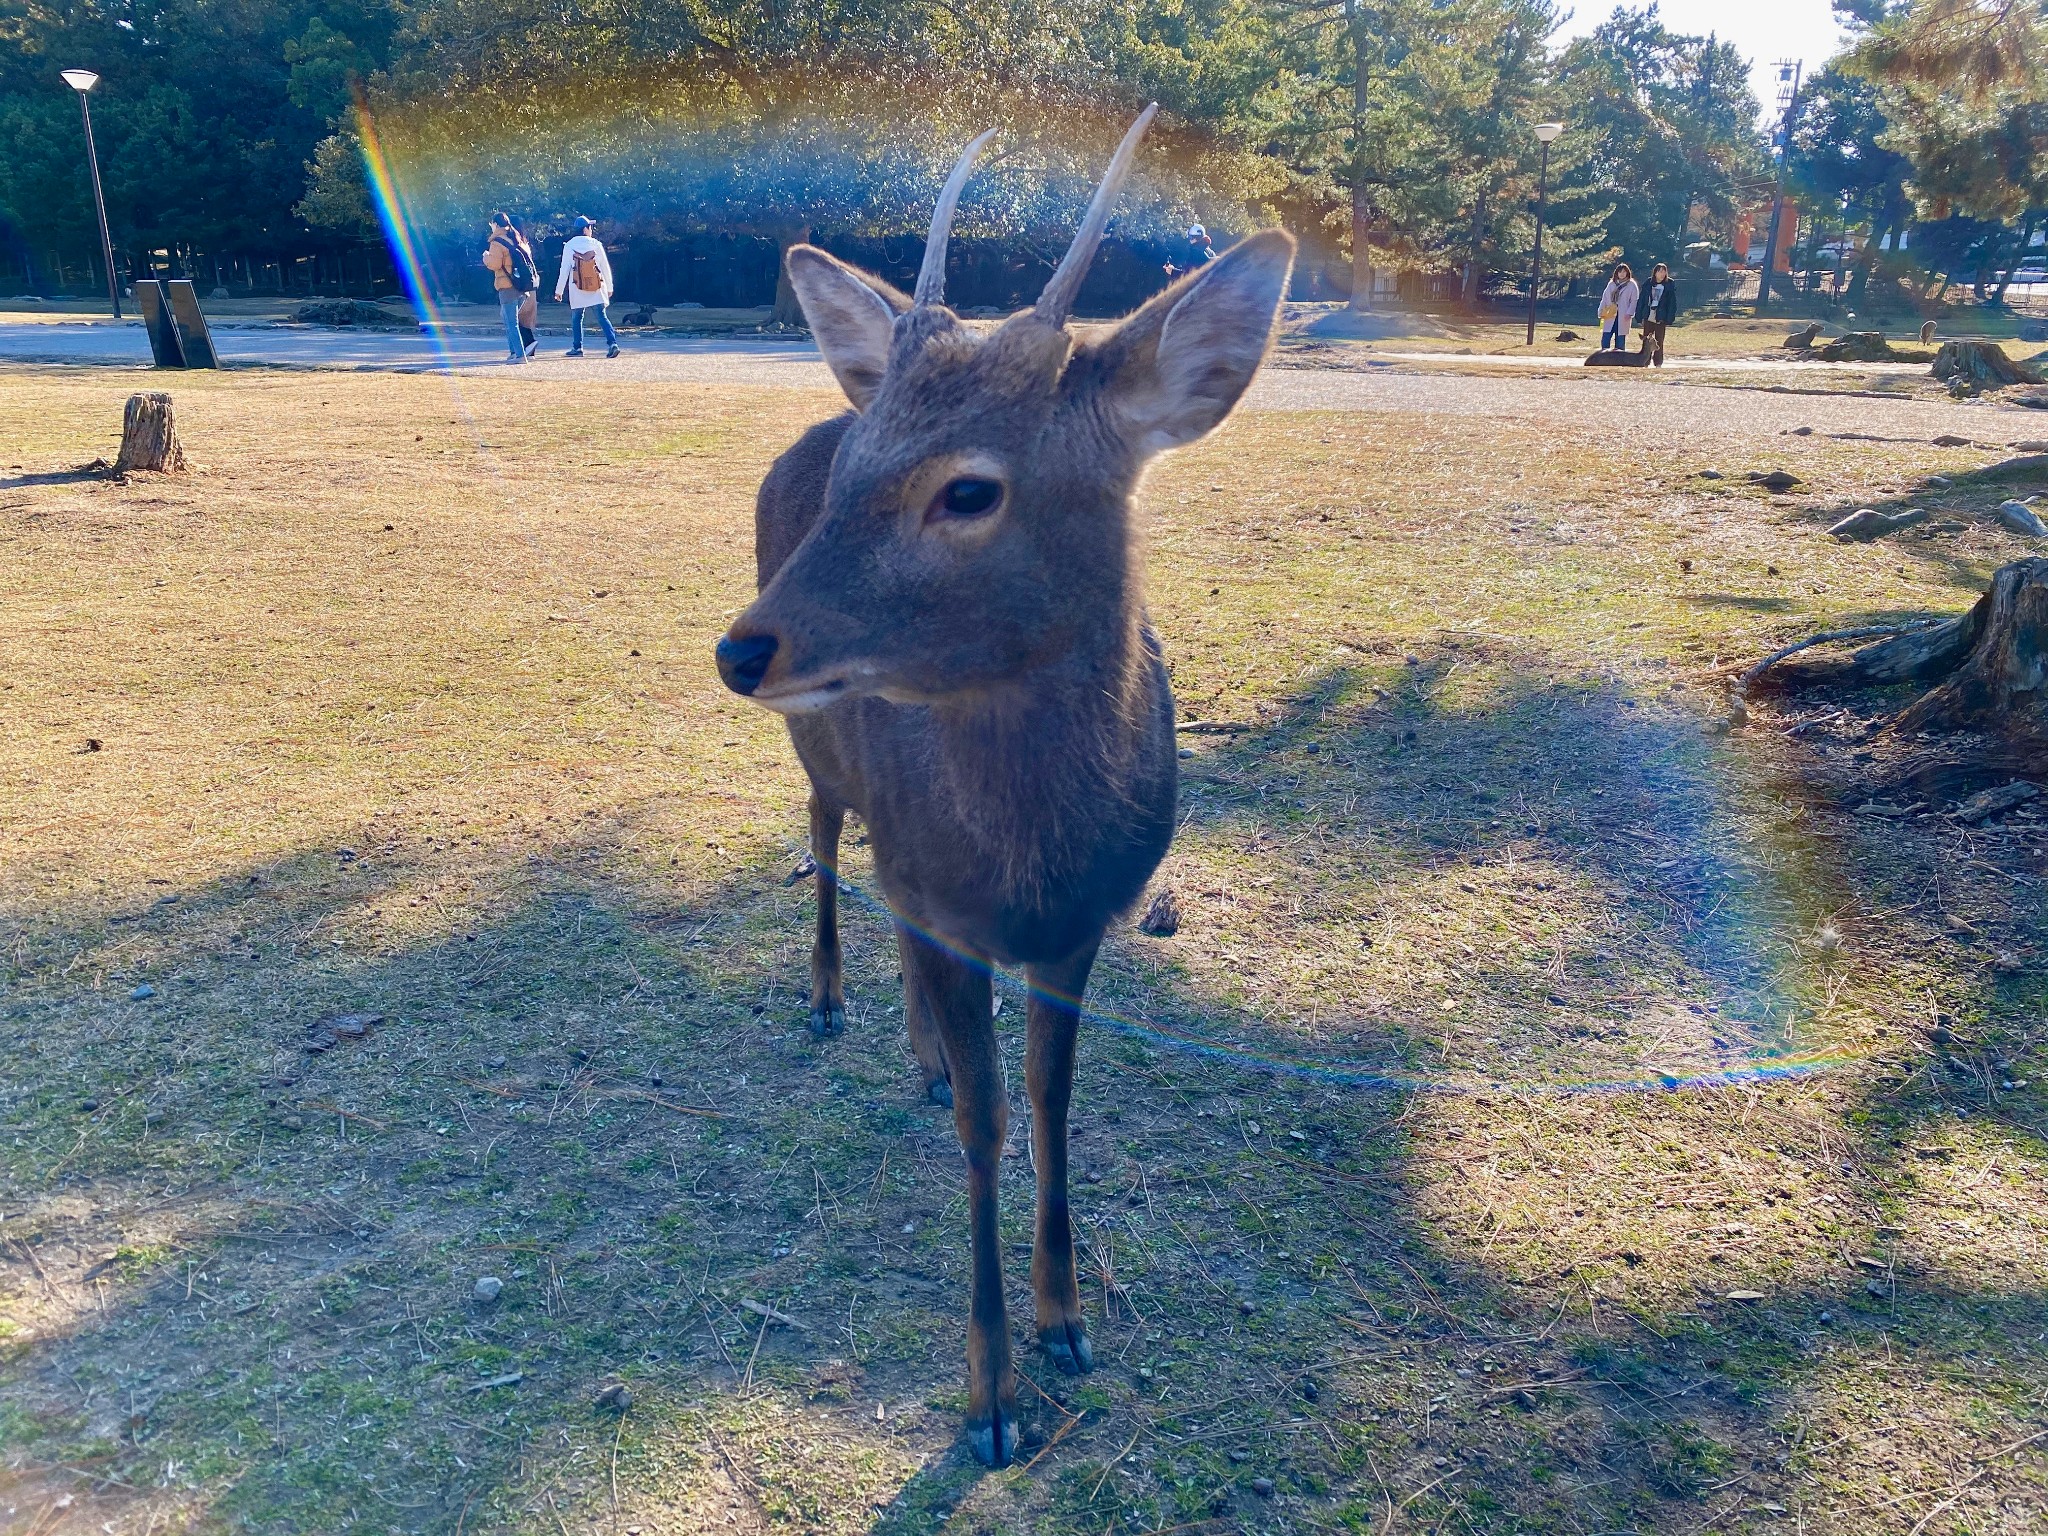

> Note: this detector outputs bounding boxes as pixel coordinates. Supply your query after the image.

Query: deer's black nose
[715,632,778,695]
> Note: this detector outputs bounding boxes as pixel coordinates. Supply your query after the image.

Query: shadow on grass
[3,647,2045,1535]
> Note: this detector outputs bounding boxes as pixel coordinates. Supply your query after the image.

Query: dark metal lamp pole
[61,69,121,320]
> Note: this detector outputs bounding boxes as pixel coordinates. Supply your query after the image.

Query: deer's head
[716,109,1295,711]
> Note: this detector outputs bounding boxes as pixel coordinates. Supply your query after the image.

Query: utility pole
[1756,58,1802,314]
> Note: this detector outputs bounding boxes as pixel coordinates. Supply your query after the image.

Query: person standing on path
[483,212,539,362]
[1597,261,1638,352]
[1638,261,1677,367]
[554,216,619,358]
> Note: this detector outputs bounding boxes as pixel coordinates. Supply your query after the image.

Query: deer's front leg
[903,933,1013,1466]
[1026,940,1098,1374]
[808,795,845,1038]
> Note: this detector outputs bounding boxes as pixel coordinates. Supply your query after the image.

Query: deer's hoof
[966,1409,1018,1468]
[1040,1321,1093,1375]
[926,1078,954,1109]
[808,1004,845,1039]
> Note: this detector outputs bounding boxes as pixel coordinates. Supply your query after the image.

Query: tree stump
[114,391,187,473]
[1760,558,2048,746]
[1931,339,2026,390]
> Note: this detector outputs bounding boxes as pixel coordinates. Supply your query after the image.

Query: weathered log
[114,391,187,473]
[1817,331,1896,362]
[1931,339,2026,389]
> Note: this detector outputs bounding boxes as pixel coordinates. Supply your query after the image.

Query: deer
[713,107,1295,1466]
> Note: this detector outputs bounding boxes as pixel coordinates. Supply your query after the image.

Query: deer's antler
[1034,103,1158,327]
[915,128,999,309]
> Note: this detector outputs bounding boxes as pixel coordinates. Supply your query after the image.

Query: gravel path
[6,318,2045,445]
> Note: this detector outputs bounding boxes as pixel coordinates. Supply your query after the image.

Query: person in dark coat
[1638,262,1678,367]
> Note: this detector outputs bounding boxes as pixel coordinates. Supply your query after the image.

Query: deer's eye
[930,477,1004,520]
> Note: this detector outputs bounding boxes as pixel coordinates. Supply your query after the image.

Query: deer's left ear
[785,246,911,410]
[1088,230,1296,457]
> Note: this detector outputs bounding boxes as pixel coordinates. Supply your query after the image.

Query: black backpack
[496,234,537,293]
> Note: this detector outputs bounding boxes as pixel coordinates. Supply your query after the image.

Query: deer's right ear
[785,246,908,410]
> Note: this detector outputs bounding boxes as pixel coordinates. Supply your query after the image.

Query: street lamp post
[61,69,121,319]
[1525,121,1564,347]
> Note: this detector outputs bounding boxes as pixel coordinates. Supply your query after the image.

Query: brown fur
[718,230,1295,1465]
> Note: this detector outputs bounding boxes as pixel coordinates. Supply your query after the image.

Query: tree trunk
[771,224,812,326]
[115,391,187,474]
[1847,211,1890,307]
[1993,212,2037,307]
[1461,190,1488,309]
[1347,1,1373,313]
[1763,558,2048,746]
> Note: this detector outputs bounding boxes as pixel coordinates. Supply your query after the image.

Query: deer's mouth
[750,674,852,714]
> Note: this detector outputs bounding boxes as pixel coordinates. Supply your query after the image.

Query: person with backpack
[483,211,539,362]
[553,216,618,358]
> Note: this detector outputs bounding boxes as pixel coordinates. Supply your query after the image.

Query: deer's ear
[1093,230,1296,457]
[784,246,909,410]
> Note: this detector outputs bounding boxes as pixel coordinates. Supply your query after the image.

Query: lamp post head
[61,69,100,92]
[1533,121,1564,144]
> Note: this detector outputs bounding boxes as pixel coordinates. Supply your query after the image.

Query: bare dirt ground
[1,359,2045,1536]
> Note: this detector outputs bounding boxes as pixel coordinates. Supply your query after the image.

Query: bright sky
[1554,0,1856,127]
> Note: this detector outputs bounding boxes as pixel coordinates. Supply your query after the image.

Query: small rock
[129,984,156,1001]
[1931,433,1972,447]
[1554,329,1580,342]
[1726,1289,1766,1303]
[79,1099,99,1113]
[1750,469,1802,491]
[1178,746,1193,758]
[1865,1279,1887,1297]
[594,1381,633,1412]
[1251,1477,1276,1498]
[473,1276,504,1303]
[486,1054,507,1070]
[1238,1298,1256,1315]
[1699,469,1724,480]
[2012,439,2048,452]
[1788,425,1814,436]
[277,1112,305,1131]
[1514,1388,1539,1409]
[1818,1309,1832,1323]
[1229,1449,1249,1464]
[1996,500,2048,536]
[1301,1378,1319,1401]
[1138,888,1181,938]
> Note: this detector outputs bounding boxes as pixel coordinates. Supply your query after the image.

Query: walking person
[483,211,539,362]
[508,215,541,357]
[1638,261,1678,367]
[554,216,619,358]
[1597,261,1638,352]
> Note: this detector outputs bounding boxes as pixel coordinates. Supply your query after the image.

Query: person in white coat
[554,216,619,358]
[1597,261,1638,352]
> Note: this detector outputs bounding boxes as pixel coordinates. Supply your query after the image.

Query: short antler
[1034,103,1158,327]
[914,128,998,309]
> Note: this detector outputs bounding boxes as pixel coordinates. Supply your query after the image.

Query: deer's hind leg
[897,926,953,1106]
[807,794,846,1039]
[1026,940,1098,1375]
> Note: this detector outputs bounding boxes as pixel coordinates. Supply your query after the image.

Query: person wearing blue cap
[554,216,619,358]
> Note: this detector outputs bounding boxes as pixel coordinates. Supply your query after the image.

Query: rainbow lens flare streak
[805,849,1848,1102]
[356,99,462,369]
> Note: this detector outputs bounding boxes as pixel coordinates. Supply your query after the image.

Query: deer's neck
[925,600,1162,899]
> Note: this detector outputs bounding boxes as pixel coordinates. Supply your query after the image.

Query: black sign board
[164,280,218,368]
[135,280,186,368]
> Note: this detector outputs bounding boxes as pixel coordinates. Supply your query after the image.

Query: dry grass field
[1,354,2045,1536]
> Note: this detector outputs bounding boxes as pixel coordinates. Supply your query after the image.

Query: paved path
[6,317,2045,444]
